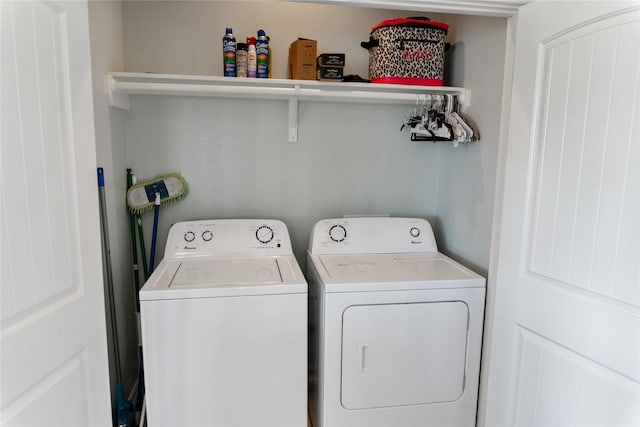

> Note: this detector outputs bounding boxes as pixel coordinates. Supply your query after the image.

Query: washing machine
[306,217,486,427]
[140,219,307,427]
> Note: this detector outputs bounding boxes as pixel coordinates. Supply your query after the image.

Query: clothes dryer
[307,217,485,427]
[140,219,307,427]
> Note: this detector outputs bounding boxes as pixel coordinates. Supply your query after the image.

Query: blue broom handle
[148,193,160,275]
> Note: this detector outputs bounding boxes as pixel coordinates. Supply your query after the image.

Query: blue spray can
[256,29,269,78]
[223,27,236,77]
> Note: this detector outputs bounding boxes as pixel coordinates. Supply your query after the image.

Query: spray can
[236,42,248,78]
[247,37,257,78]
[223,27,236,77]
[256,29,269,78]
[268,37,272,78]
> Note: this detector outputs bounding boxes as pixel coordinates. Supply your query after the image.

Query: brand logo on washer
[410,240,422,244]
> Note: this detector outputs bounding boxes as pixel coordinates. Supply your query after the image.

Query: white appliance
[307,217,486,427]
[140,219,307,427]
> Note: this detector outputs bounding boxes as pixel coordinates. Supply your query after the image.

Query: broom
[97,167,131,427]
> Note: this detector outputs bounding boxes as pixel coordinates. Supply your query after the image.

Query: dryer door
[341,301,468,409]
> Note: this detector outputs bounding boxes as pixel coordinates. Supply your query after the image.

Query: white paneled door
[484,2,639,426]
[1,1,112,426]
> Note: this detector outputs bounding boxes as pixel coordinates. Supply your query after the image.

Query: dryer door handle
[359,345,370,373]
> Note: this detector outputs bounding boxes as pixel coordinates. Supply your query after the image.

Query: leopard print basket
[361,17,449,86]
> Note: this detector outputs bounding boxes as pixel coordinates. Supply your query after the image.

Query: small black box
[317,53,346,67]
[317,66,344,81]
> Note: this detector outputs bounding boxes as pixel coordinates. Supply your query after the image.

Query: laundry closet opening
[117,1,507,271]
[94,1,509,421]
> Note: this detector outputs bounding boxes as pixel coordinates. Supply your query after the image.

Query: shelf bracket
[459,90,470,112]
[105,75,130,110]
[288,84,300,143]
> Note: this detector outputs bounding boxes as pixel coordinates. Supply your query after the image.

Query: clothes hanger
[401,94,477,145]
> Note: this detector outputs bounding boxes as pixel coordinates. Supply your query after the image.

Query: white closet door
[1,1,112,425]
[483,2,640,426]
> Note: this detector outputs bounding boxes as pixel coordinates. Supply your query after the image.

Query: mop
[126,172,189,215]
[126,172,189,273]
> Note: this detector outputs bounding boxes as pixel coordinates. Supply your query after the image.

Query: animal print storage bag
[361,17,449,86]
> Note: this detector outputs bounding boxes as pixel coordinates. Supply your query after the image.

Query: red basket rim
[371,17,449,33]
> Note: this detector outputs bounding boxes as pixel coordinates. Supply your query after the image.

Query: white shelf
[106,72,467,142]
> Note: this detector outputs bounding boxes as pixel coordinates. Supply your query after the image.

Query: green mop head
[126,172,189,214]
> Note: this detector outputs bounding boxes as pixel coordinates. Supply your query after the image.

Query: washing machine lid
[140,256,307,300]
[312,252,484,292]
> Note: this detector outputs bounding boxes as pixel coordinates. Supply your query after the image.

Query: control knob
[329,224,347,242]
[256,225,274,244]
[184,231,196,242]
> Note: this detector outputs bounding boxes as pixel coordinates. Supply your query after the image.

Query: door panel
[1,1,111,425]
[484,2,640,426]
[1,0,80,328]
[529,11,639,305]
[514,329,639,426]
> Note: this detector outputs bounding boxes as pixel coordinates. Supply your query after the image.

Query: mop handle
[148,193,161,276]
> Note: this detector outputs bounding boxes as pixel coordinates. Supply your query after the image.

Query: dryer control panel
[165,219,293,259]
[308,217,438,255]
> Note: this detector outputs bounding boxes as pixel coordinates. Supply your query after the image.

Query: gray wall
[436,14,507,274]
[119,1,507,271]
[122,1,446,79]
[125,97,441,264]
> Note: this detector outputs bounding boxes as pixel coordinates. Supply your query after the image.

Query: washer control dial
[410,227,420,238]
[329,224,347,242]
[202,230,213,242]
[256,225,274,244]
[184,231,196,242]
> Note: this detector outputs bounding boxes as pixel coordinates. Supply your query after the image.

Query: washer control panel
[309,217,438,255]
[165,219,293,259]
[255,225,275,244]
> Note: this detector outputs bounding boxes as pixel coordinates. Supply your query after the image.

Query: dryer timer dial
[329,224,347,242]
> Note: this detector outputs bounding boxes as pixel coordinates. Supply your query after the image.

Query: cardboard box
[317,53,346,67]
[288,38,317,80]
